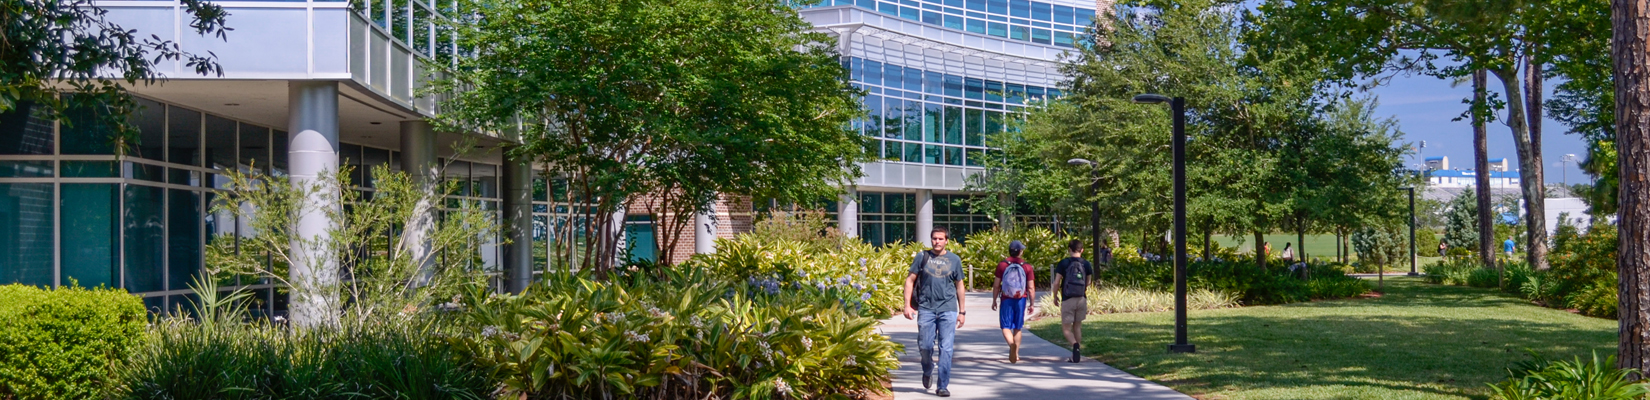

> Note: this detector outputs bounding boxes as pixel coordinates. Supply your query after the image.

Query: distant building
[1426,169,1521,189]
[1425,156,1448,171]
[1488,158,1510,172]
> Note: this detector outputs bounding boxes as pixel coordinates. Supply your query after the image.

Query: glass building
[799,0,1096,246]
[0,0,571,316]
[0,0,1101,312]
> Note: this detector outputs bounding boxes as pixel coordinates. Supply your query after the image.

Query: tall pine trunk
[1474,70,1497,270]
[1612,0,1650,372]
[1526,56,1549,271]
[1491,66,1550,271]
[1255,231,1266,269]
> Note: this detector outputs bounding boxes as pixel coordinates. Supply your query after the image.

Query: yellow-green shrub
[953,227,1062,290]
[0,285,145,399]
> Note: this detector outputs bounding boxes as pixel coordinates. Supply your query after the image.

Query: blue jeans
[917,310,957,390]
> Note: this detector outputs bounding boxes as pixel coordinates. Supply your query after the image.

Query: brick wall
[627,193,756,264]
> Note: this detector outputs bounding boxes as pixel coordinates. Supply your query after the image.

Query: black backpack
[1062,259,1090,299]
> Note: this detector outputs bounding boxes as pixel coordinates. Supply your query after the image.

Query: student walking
[903,227,966,397]
[1050,239,1094,363]
[992,240,1036,364]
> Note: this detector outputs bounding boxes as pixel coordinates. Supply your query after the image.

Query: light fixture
[223,103,240,107]
[1132,94,1171,104]
[370,122,382,125]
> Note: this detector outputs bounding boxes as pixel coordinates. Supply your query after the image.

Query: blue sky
[1366,73,1589,185]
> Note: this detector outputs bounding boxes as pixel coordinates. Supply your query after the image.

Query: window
[1053,4,1074,24]
[61,98,115,155]
[0,102,52,155]
[879,1,899,15]
[238,124,269,175]
[901,5,920,20]
[883,140,902,161]
[965,18,986,33]
[944,74,964,97]
[0,183,52,287]
[1010,0,1029,17]
[1031,1,1051,20]
[944,146,963,166]
[124,184,164,293]
[904,100,923,140]
[61,183,118,288]
[943,106,963,144]
[923,10,942,25]
[924,144,941,164]
[167,107,202,169]
[985,80,1003,102]
[965,0,986,11]
[1010,25,1030,41]
[964,78,984,99]
[988,0,1007,14]
[904,140,923,162]
[131,98,165,161]
[924,102,942,142]
[988,21,1008,37]
[1076,7,1096,25]
[905,66,923,91]
[1032,28,1051,44]
[926,71,945,95]
[863,59,883,86]
[884,101,903,139]
[864,95,882,136]
[965,148,984,167]
[944,14,964,30]
[1054,31,1075,47]
[205,115,236,171]
[966,109,984,146]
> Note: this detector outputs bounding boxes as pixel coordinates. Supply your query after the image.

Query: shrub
[118,281,491,400]
[700,237,915,318]
[1489,352,1648,400]
[1567,277,1618,319]
[1097,258,1366,305]
[1033,285,1239,317]
[953,227,1062,291]
[1424,257,1480,285]
[1467,268,1502,288]
[456,268,900,399]
[0,285,146,400]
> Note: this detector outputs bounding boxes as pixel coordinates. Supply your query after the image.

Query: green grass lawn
[1028,277,1616,400]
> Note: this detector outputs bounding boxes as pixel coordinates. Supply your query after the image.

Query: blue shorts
[998,296,1027,331]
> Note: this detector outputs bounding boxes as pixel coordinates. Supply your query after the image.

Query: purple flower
[861,292,873,301]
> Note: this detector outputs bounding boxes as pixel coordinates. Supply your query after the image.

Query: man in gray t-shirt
[903,227,965,397]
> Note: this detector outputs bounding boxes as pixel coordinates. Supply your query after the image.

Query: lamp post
[1135,93,1194,354]
[1403,187,1418,276]
[1068,158,1101,258]
[1560,153,1577,187]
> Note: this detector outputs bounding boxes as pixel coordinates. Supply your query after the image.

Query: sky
[1365,73,1590,186]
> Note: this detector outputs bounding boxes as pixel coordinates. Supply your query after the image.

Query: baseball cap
[1008,240,1026,252]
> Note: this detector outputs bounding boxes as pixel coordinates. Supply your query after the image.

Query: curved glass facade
[803,0,1096,47]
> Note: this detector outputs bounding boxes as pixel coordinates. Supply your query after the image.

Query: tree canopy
[431,0,869,271]
[1,0,228,150]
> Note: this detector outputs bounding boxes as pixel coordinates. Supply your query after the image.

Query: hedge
[0,284,146,399]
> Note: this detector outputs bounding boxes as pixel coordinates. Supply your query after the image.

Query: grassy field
[1028,277,1617,400]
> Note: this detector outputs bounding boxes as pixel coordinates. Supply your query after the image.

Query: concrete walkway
[878,292,1194,399]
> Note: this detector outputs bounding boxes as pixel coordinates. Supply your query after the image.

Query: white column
[916,189,934,247]
[838,190,859,238]
[398,120,437,285]
[502,155,533,293]
[287,81,339,327]
[695,202,717,255]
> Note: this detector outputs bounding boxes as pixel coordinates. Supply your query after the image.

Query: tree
[1473,70,1497,269]
[432,0,869,273]
[2,0,228,150]
[1442,188,1481,253]
[1611,0,1650,373]
[1352,223,1405,273]
[1251,0,1555,270]
[206,165,497,327]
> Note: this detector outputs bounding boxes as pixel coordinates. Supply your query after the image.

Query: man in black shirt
[1050,239,1093,363]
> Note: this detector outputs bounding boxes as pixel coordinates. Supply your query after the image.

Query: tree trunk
[1525,58,1551,271]
[1475,70,1497,270]
[1491,68,1550,271]
[1255,231,1266,269]
[1297,214,1308,262]
[1204,228,1213,261]
[1613,0,1650,373]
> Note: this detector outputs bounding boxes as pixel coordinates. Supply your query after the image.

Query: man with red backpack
[991,240,1036,364]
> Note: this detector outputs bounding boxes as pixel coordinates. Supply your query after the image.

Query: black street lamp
[1068,158,1102,259]
[1135,93,1194,354]
[1403,186,1418,276]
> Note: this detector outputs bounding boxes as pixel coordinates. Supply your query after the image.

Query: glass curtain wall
[0,94,510,315]
[848,57,1044,167]
[799,0,1097,48]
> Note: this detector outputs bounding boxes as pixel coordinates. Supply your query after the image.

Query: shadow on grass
[1032,277,1617,399]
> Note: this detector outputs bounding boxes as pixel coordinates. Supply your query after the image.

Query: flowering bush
[952,227,1062,291]
[696,237,917,318]
[454,268,899,399]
